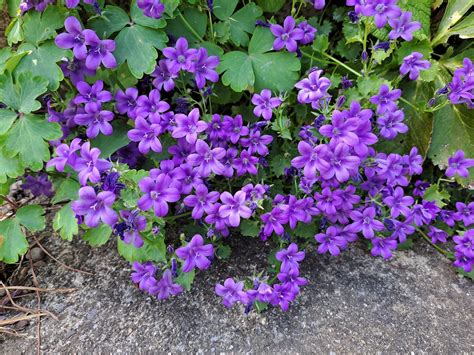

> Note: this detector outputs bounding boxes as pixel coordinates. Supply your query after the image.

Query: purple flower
[252,89,282,120]
[447,74,474,107]
[72,186,117,228]
[427,226,448,244]
[346,206,385,239]
[277,269,308,292]
[233,150,259,176]
[131,261,156,290]
[453,251,473,273]
[388,11,421,41]
[172,108,208,144]
[83,29,116,70]
[261,207,287,238]
[74,104,114,138]
[60,58,96,85]
[270,283,297,311]
[240,129,273,156]
[453,229,474,259]
[315,226,348,256]
[22,173,54,198]
[73,142,111,186]
[377,109,408,140]
[383,187,414,218]
[291,141,327,179]
[137,174,181,217]
[371,237,397,259]
[403,147,423,176]
[148,269,183,300]
[270,16,304,52]
[73,80,112,109]
[445,150,474,178]
[400,52,431,80]
[222,115,249,144]
[115,87,139,119]
[119,210,147,248]
[47,138,82,172]
[55,17,87,60]
[409,201,439,226]
[128,117,164,154]
[137,0,165,19]
[297,21,317,45]
[20,0,55,12]
[313,0,325,10]
[151,59,179,92]
[175,234,214,273]
[360,0,401,28]
[319,110,359,146]
[391,219,415,243]
[315,187,343,216]
[215,278,249,308]
[295,70,331,109]
[370,84,401,114]
[162,37,197,71]
[136,89,170,122]
[275,243,305,273]
[454,202,473,226]
[219,191,252,227]
[184,184,220,219]
[187,139,225,177]
[189,48,219,89]
[319,143,360,182]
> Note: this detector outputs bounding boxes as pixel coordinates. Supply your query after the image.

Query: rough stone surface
[1,235,473,353]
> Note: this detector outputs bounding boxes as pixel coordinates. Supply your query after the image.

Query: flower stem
[164,211,192,222]
[417,228,454,260]
[178,10,204,42]
[301,50,362,78]
[399,96,419,111]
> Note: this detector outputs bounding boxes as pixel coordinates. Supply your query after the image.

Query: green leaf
[216,244,231,259]
[82,224,112,247]
[162,0,180,16]
[118,234,167,263]
[397,40,432,64]
[115,25,168,79]
[6,17,24,46]
[218,28,301,92]
[240,219,260,237]
[0,149,23,183]
[91,121,131,158]
[22,5,66,45]
[1,50,30,74]
[419,61,438,82]
[4,113,63,171]
[175,269,195,291]
[53,203,79,241]
[0,219,28,264]
[432,0,473,45]
[442,12,474,42]
[428,104,474,180]
[52,178,80,204]
[15,41,68,91]
[15,205,45,232]
[166,7,207,42]
[423,185,451,208]
[88,6,130,38]
[398,0,431,40]
[256,0,285,13]
[292,222,317,239]
[269,152,291,177]
[228,3,262,47]
[213,0,238,20]
[0,109,18,135]
[271,116,292,140]
[0,72,48,113]
[357,76,390,96]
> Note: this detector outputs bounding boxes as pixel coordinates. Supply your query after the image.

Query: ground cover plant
[0,0,472,313]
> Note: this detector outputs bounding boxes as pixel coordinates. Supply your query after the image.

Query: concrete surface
[1,234,473,353]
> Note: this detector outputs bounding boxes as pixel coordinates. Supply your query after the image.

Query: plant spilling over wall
[0,0,473,312]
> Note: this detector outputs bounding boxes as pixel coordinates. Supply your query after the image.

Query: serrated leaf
[162,0,180,16]
[0,219,28,264]
[15,205,45,232]
[423,185,451,208]
[213,0,238,21]
[0,109,17,135]
[15,41,68,91]
[0,72,48,113]
[88,5,130,38]
[216,244,231,259]
[0,149,23,183]
[53,203,79,241]
[6,17,23,46]
[428,104,474,182]
[4,113,63,171]
[269,153,291,177]
[218,28,301,92]
[82,224,112,247]
[52,178,80,204]
[115,25,168,79]
[22,5,66,45]
[175,269,195,291]
[240,219,260,237]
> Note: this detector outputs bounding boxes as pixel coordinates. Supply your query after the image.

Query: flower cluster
[270,16,317,53]
[447,58,474,108]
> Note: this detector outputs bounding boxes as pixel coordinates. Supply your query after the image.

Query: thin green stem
[417,228,454,260]
[164,211,192,222]
[178,10,204,42]
[208,9,215,41]
[362,20,370,75]
[301,50,362,78]
[399,96,418,111]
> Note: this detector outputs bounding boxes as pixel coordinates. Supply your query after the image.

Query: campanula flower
[74,103,114,138]
[175,234,214,273]
[270,16,304,52]
[115,87,139,119]
[251,89,282,121]
[400,52,431,80]
[346,206,385,239]
[187,139,226,177]
[371,237,397,259]
[275,243,305,273]
[219,191,252,227]
[315,226,348,256]
[73,142,112,185]
[172,108,208,144]
[137,174,181,217]
[360,0,401,28]
[137,0,165,19]
[72,186,117,228]
[55,16,87,60]
[82,29,116,70]
[183,184,220,219]
[148,270,183,299]
[128,117,164,154]
[388,11,421,41]
[215,278,249,308]
[370,84,401,114]
[47,138,82,172]
[131,261,156,290]
[189,48,219,89]
[162,37,197,71]
[445,150,474,178]
[135,89,170,122]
